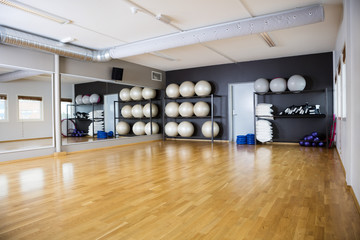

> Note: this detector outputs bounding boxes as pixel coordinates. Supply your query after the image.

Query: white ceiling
[0,0,343,71]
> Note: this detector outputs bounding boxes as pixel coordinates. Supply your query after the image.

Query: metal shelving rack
[253,88,329,145]
[113,98,161,138]
[162,94,222,142]
[66,103,104,138]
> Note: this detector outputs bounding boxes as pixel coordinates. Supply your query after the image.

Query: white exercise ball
[179,81,195,97]
[195,80,212,96]
[142,88,156,100]
[119,88,131,101]
[89,93,101,104]
[121,105,133,118]
[116,121,130,135]
[132,104,144,118]
[165,122,178,137]
[270,78,287,92]
[287,75,306,91]
[166,83,180,98]
[145,122,159,135]
[75,95,83,104]
[194,101,210,117]
[132,121,145,135]
[165,102,179,117]
[201,121,220,138]
[130,86,143,100]
[178,121,194,137]
[143,103,158,118]
[82,95,91,104]
[179,102,194,117]
[254,78,270,93]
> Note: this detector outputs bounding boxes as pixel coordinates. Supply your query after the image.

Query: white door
[104,94,119,133]
[230,82,255,141]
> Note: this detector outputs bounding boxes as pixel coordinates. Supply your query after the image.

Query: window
[0,94,7,121]
[61,98,73,120]
[18,95,43,121]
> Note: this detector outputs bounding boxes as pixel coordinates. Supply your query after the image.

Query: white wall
[0,79,73,141]
[334,0,360,203]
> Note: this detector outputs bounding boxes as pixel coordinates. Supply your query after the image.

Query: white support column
[54,54,62,152]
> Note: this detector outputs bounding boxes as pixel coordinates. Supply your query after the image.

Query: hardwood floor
[0,141,359,240]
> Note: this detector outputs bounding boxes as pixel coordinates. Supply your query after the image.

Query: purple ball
[312,132,318,137]
[304,141,311,147]
[299,141,304,146]
[314,137,320,142]
[311,142,317,147]
[307,135,314,141]
[318,142,325,147]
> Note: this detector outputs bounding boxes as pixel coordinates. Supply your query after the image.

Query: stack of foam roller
[88,121,104,136]
[256,120,273,143]
[256,103,273,120]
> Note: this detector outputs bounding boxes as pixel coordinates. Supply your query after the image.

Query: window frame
[61,98,73,120]
[0,93,8,122]
[17,95,44,122]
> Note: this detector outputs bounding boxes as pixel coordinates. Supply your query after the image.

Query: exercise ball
[132,104,144,118]
[165,122,178,137]
[116,121,130,135]
[75,95,83,104]
[270,78,287,92]
[142,88,156,100]
[287,75,306,92]
[143,103,158,117]
[165,102,179,117]
[82,95,91,104]
[201,121,220,138]
[179,81,195,97]
[130,86,143,100]
[119,88,131,101]
[194,101,210,117]
[132,121,145,135]
[178,121,194,137]
[166,83,180,98]
[145,122,160,135]
[179,102,194,117]
[121,105,133,118]
[89,93,100,104]
[254,78,269,93]
[195,80,212,96]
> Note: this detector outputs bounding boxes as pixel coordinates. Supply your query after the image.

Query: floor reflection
[62,163,74,185]
[19,168,44,193]
[0,175,8,198]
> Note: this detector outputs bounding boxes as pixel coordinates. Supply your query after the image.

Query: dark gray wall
[166,52,334,141]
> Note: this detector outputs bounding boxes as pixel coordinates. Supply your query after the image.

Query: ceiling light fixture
[0,0,72,24]
[155,14,172,24]
[260,32,276,47]
[60,37,76,43]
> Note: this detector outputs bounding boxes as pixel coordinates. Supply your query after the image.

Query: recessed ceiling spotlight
[130,6,139,14]
[0,0,72,24]
[60,37,76,43]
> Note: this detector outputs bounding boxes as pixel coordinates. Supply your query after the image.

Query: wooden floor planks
[0,141,359,239]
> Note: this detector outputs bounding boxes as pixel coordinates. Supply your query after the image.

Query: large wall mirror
[0,65,53,153]
[60,74,162,146]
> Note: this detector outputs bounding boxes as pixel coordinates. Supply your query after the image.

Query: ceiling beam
[0,70,42,82]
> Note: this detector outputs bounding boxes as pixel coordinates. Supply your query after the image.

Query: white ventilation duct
[0,4,323,62]
[0,69,43,82]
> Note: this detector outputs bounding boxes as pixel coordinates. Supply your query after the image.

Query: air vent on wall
[151,71,162,81]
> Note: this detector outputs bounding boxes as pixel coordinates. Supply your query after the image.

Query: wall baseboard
[335,147,347,179]
[348,185,360,216]
[0,137,52,143]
